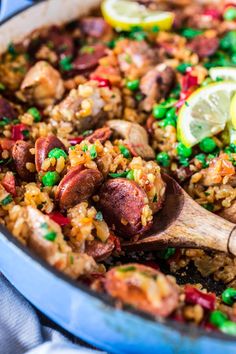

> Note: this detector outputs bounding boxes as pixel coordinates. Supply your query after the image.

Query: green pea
[159,117,176,128]
[232,53,236,64]
[126,79,140,91]
[220,320,236,336]
[181,28,203,39]
[224,7,236,21]
[48,148,67,159]
[166,107,177,120]
[177,142,192,158]
[126,169,134,180]
[220,31,236,52]
[156,151,170,167]
[153,105,167,119]
[229,143,236,153]
[42,171,60,186]
[210,310,228,328]
[222,288,236,306]
[119,145,131,158]
[199,137,217,153]
[220,36,231,51]
[28,107,41,122]
[179,156,189,167]
[176,63,191,74]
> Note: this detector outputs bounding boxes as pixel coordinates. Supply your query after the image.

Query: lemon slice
[227,122,236,144]
[101,0,174,31]
[230,92,236,129]
[209,67,236,82]
[177,82,236,147]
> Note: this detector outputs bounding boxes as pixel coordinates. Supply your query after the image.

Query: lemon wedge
[209,67,236,82]
[101,0,174,31]
[177,82,236,147]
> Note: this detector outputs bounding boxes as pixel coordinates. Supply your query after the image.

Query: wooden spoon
[124,174,236,256]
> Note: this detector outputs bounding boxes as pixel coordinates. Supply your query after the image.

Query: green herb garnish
[1,195,13,206]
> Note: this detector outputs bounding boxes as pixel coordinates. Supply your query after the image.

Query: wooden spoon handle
[166,191,236,255]
[127,188,236,255]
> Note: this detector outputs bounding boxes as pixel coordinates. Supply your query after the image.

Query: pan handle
[0,0,39,23]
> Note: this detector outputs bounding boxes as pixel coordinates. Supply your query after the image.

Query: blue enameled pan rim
[0,222,235,343]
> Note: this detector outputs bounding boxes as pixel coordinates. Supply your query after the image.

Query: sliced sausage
[0,97,17,120]
[104,264,179,317]
[1,172,16,196]
[85,237,115,261]
[56,166,103,210]
[35,135,66,172]
[98,178,151,237]
[12,140,35,181]
[80,17,111,39]
[86,127,112,144]
[73,44,107,72]
[187,35,219,58]
[45,26,74,58]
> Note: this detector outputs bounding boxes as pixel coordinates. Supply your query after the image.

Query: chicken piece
[202,154,235,187]
[115,39,158,79]
[26,206,98,278]
[50,81,106,133]
[21,61,64,107]
[140,64,176,111]
[26,206,69,269]
[107,120,155,160]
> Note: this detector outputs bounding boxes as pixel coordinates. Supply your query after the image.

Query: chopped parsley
[80,46,95,54]
[44,231,57,242]
[1,195,13,206]
[0,117,11,127]
[118,265,137,273]
[90,145,97,159]
[95,211,103,221]
[59,56,72,71]
[82,144,88,152]
[119,145,131,158]
[109,171,129,178]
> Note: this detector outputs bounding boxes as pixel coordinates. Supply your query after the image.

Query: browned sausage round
[56,165,103,209]
[85,237,115,261]
[46,26,74,58]
[12,140,35,181]
[187,35,219,58]
[104,264,179,317]
[35,135,66,172]
[98,178,151,237]
[80,17,111,38]
[73,44,107,72]
[86,127,112,144]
